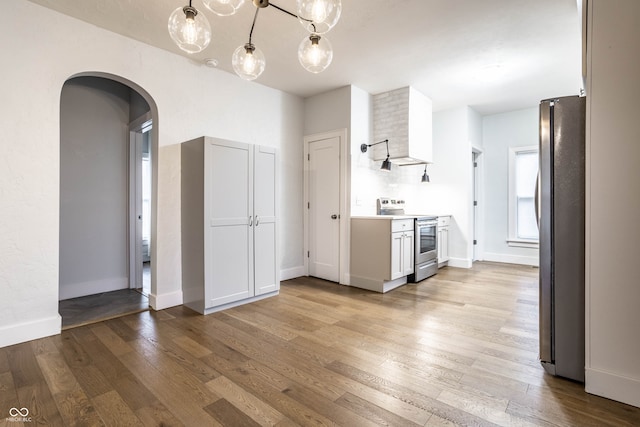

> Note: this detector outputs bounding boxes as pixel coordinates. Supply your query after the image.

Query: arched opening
[58,73,159,328]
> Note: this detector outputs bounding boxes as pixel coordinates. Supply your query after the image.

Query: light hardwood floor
[2,262,640,426]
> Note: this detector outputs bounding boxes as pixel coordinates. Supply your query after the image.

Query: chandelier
[168,0,342,80]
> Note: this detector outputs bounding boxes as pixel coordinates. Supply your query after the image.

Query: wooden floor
[3,262,640,426]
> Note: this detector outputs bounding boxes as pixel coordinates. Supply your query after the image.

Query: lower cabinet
[181,137,278,314]
[437,216,450,268]
[351,217,414,293]
[391,229,415,280]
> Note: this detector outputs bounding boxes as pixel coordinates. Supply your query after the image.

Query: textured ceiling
[26,0,581,115]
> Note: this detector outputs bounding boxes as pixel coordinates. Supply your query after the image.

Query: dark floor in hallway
[59,289,149,330]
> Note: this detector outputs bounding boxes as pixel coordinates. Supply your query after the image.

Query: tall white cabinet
[181,137,278,315]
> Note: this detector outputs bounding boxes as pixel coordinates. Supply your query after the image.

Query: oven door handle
[416,221,438,227]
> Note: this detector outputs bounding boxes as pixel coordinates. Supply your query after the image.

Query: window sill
[507,239,539,249]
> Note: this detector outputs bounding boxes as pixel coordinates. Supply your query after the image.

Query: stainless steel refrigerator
[537,95,585,382]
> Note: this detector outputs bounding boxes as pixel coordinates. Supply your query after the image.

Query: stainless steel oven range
[376,198,438,282]
[410,216,438,282]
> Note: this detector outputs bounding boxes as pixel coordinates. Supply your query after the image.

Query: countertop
[351,214,450,220]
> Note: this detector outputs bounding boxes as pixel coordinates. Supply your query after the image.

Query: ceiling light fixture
[169,0,341,80]
[421,164,430,183]
[361,139,392,172]
[168,0,212,54]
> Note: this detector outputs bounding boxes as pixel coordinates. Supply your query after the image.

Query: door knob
[331,214,338,219]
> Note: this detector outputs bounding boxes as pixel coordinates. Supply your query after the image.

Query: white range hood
[372,86,433,165]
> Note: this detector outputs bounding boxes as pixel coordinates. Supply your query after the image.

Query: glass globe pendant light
[168,1,211,54]
[232,43,266,80]
[296,0,342,34]
[203,0,245,16]
[298,34,333,73]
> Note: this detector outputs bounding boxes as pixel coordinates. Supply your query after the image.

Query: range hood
[371,86,433,166]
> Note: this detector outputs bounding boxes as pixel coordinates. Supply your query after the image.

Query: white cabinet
[181,137,278,314]
[437,216,450,268]
[350,217,414,293]
[391,229,414,279]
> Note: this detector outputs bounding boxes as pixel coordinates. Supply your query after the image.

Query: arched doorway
[58,73,159,329]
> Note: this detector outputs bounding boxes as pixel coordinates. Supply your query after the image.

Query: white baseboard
[482,252,539,267]
[448,257,473,268]
[59,277,129,300]
[0,315,61,348]
[149,290,183,311]
[586,367,640,408]
[280,266,305,281]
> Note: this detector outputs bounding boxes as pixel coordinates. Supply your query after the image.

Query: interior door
[254,145,278,295]
[128,129,144,290]
[308,136,340,282]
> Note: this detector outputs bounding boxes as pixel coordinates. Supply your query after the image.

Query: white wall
[426,107,475,267]
[585,0,640,408]
[59,77,131,300]
[303,86,351,136]
[0,0,304,348]
[482,107,539,266]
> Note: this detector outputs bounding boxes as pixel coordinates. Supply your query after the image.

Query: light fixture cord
[249,7,260,45]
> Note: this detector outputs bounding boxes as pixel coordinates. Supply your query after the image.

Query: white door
[308,136,340,282]
[254,145,278,295]
[206,140,254,306]
[128,129,144,290]
[472,152,479,261]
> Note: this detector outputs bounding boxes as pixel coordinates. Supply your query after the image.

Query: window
[508,146,539,247]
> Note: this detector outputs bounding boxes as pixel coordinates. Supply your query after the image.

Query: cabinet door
[254,145,278,296]
[441,228,449,263]
[206,140,254,307]
[390,232,404,280]
[402,231,415,276]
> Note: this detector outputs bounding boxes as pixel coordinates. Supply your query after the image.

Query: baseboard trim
[482,252,539,267]
[586,367,640,408]
[0,315,61,348]
[149,290,183,311]
[280,266,305,281]
[59,277,129,300]
[448,257,473,269]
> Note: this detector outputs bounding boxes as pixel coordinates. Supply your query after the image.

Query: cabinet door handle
[255,215,260,226]
[331,214,338,219]
[249,216,253,227]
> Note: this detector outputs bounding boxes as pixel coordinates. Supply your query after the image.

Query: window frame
[507,145,539,248]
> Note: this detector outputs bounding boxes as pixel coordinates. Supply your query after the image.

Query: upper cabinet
[372,86,433,165]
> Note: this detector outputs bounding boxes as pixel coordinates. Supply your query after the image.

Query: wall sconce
[421,164,430,182]
[361,139,391,171]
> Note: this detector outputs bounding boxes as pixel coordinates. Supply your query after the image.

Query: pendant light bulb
[203,0,245,16]
[298,34,333,73]
[168,5,211,54]
[296,0,342,34]
[232,43,266,80]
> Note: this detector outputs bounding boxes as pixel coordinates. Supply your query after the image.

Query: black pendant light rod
[269,3,317,31]
[248,6,260,45]
[360,139,389,154]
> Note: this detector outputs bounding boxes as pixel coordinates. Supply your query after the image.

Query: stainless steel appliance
[537,95,585,382]
[376,198,438,282]
[411,217,438,282]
